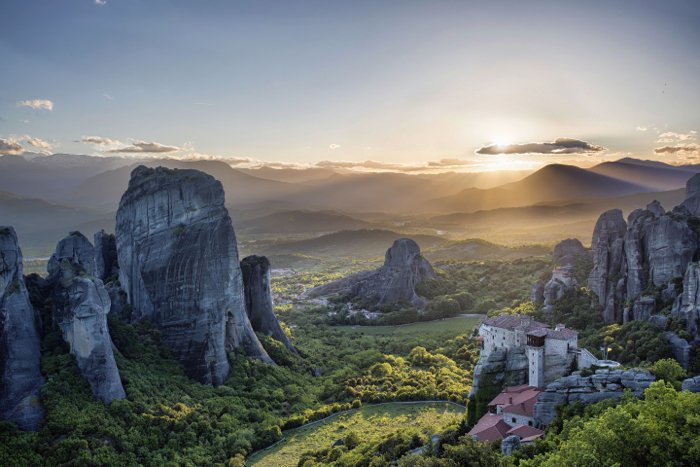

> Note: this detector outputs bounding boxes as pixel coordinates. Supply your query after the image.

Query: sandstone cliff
[116,166,271,385]
[240,255,295,351]
[49,233,126,404]
[0,226,45,430]
[306,238,435,309]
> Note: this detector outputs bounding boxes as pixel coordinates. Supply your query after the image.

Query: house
[468,385,545,443]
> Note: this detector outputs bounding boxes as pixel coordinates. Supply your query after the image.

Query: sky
[1,0,699,172]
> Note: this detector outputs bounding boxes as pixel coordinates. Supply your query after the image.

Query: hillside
[588,158,694,191]
[432,164,651,213]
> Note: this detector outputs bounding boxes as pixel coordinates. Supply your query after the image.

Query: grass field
[248,402,464,467]
[333,315,483,338]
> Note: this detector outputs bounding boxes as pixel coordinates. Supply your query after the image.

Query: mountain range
[1,153,697,255]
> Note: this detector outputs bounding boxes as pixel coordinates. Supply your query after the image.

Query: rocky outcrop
[552,238,587,267]
[534,369,655,426]
[47,231,95,278]
[469,347,529,397]
[51,263,126,403]
[672,262,700,340]
[49,233,126,404]
[680,173,700,216]
[588,209,627,323]
[240,255,295,351]
[93,230,118,282]
[501,435,521,455]
[664,332,690,369]
[116,166,271,385]
[306,238,436,309]
[681,375,700,392]
[0,226,45,430]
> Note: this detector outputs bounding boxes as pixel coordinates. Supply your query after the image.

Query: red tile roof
[488,386,541,414]
[467,414,512,443]
[483,315,549,332]
[506,424,544,439]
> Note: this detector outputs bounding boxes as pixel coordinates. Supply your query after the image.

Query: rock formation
[47,231,95,278]
[306,238,436,309]
[586,181,700,367]
[588,209,627,323]
[0,226,45,430]
[49,233,126,404]
[93,230,118,282]
[682,375,700,392]
[535,238,588,314]
[240,255,295,351]
[469,347,529,397]
[116,166,271,385]
[534,368,655,426]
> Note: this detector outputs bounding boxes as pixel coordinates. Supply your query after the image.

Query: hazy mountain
[588,158,694,191]
[239,167,337,183]
[64,159,305,209]
[432,164,650,213]
[0,191,112,253]
[256,229,447,259]
[236,210,372,234]
[0,154,135,201]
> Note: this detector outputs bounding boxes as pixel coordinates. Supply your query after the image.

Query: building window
[528,421,533,426]
[511,417,516,423]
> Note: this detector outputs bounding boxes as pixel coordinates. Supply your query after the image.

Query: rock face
[534,369,655,426]
[47,231,95,278]
[586,184,700,367]
[240,255,295,351]
[0,227,45,430]
[306,238,436,309]
[682,375,700,392]
[49,233,126,404]
[588,209,628,323]
[116,166,271,385]
[469,347,529,397]
[93,230,118,282]
[540,239,588,314]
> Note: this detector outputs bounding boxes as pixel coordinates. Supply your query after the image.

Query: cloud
[656,131,696,143]
[108,141,180,153]
[95,0,106,5]
[80,135,121,146]
[654,144,699,156]
[427,158,474,167]
[16,99,54,111]
[636,126,649,132]
[476,137,606,155]
[0,138,24,155]
[329,144,341,150]
[25,137,53,152]
[102,93,114,101]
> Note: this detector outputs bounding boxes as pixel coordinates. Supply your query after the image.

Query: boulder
[240,255,295,351]
[305,238,435,309]
[681,375,700,392]
[664,332,690,369]
[0,226,45,430]
[501,435,521,455]
[116,166,270,385]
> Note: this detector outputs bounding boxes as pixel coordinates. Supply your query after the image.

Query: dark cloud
[476,137,606,155]
[654,144,699,155]
[108,141,180,153]
[0,138,24,155]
